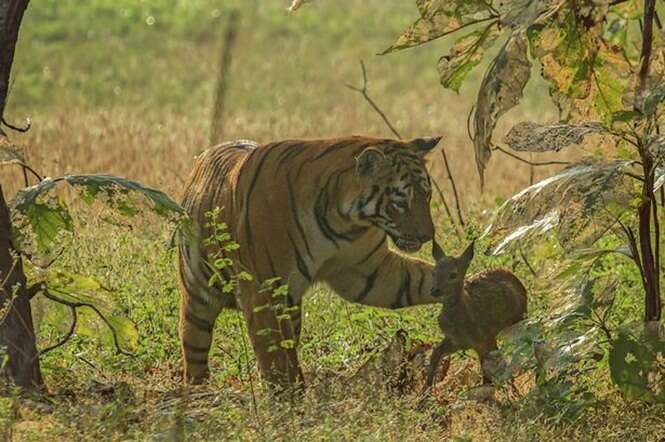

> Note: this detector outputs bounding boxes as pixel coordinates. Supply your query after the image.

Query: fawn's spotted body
[427,242,527,386]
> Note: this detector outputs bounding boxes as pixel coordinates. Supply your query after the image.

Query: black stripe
[185,311,214,334]
[417,269,426,300]
[355,268,379,303]
[185,287,211,309]
[265,245,278,279]
[276,143,306,170]
[243,148,274,250]
[287,176,314,259]
[391,271,411,309]
[338,225,369,240]
[310,139,358,162]
[314,189,340,246]
[358,235,386,264]
[183,341,210,354]
[288,232,312,281]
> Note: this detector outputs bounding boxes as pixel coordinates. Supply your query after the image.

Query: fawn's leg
[426,338,457,387]
[478,340,500,385]
[237,281,304,392]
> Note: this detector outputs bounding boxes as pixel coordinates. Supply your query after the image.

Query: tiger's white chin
[395,240,423,254]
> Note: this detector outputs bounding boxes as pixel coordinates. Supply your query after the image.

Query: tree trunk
[0,0,43,390]
[0,185,42,389]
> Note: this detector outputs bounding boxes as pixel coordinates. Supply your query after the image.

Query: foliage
[12,174,186,252]
[327,0,665,410]
[609,323,665,402]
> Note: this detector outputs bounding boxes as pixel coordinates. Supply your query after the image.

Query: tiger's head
[350,136,442,253]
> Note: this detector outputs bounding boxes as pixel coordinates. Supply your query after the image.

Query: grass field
[2,0,664,440]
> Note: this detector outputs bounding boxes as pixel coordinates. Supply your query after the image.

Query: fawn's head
[431,241,475,298]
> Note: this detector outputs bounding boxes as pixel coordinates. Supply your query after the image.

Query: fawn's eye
[449,272,458,280]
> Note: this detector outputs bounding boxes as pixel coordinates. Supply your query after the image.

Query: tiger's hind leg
[179,288,224,384]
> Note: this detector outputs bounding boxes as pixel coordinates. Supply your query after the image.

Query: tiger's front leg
[237,280,304,392]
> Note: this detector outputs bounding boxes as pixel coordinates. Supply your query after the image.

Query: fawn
[426,241,527,387]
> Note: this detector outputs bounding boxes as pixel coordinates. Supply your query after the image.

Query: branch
[39,306,77,355]
[441,149,465,227]
[346,60,466,230]
[346,60,402,139]
[1,116,30,133]
[25,282,44,300]
[431,176,461,240]
[41,288,133,356]
[636,0,656,107]
[492,145,571,166]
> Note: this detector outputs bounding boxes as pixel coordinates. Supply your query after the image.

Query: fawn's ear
[355,147,387,177]
[432,240,445,262]
[460,240,475,268]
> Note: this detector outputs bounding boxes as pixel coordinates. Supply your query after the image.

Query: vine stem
[635,0,661,322]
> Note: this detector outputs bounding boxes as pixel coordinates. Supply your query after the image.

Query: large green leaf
[381,0,495,54]
[437,23,501,92]
[64,174,185,218]
[11,174,186,252]
[484,161,636,254]
[12,179,74,251]
[45,270,138,353]
[473,31,532,186]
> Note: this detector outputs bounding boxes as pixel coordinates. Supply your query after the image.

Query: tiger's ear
[355,147,387,177]
[410,136,442,157]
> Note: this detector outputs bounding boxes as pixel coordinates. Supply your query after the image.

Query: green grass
[2,0,665,440]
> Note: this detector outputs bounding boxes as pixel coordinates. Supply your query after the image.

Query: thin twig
[519,249,537,277]
[40,306,77,355]
[441,149,465,227]
[492,145,571,166]
[346,60,402,139]
[431,176,461,240]
[529,153,535,186]
[346,60,466,230]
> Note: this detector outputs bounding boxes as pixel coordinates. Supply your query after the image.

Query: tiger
[177,135,442,388]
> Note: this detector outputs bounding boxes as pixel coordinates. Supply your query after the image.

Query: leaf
[504,122,606,152]
[484,161,636,254]
[473,31,532,186]
[64,174,185,218]
[0,137,25,165]
[437,23,501,92]
[11,175,186,252]
[642,86,665,116]
[609,324,665,403]
[380,1,495,54]
[45,270,138,353]
[12,178,74,251]
[528,5,632,122]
